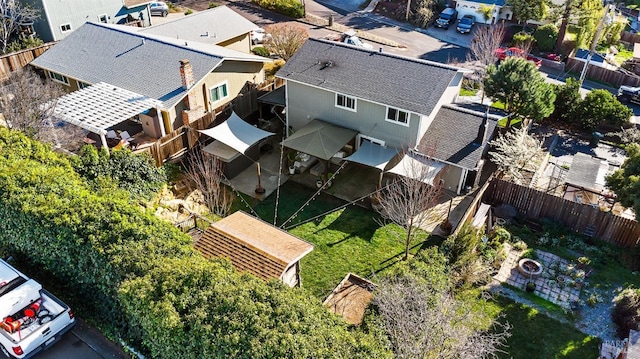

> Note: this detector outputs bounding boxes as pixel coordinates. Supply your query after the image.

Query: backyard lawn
[248,183,610,357]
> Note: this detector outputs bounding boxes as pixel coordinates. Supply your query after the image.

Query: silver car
[150,1,169,17]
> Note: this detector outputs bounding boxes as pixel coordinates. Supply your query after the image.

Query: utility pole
[579,3,614,86]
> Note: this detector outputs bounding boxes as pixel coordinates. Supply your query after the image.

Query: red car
[494,47,542,68]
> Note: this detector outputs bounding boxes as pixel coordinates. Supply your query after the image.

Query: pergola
[50,82,162,149]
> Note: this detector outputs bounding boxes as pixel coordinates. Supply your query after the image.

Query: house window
[49,71,69,85]
[335,93,356,112]
[386,107,410,126]
[60,23,71,32]
[210,82,229,103]
[98,14,108,23]
[78,81,90,89]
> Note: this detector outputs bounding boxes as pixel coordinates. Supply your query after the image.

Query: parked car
[618,85,640,104]
[456,14,475,34]
[0,259,76,359]
[150,1,169,17]
[250,28,269,45]
[435,7,458,29]
[494,47,542,68]
[326,30,373,49]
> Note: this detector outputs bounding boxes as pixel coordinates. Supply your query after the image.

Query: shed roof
[123,0,153,8]
[565,153,609,193]
[30,22,267,109]
[417,104,501,169]
[277,38,465,116]
[139,6,257,45]
[194,212,314,281]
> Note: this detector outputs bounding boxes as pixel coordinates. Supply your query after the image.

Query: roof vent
[379,47,382,53]
[319,61,333,70]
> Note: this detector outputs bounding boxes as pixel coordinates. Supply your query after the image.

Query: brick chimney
[179,59,194,90]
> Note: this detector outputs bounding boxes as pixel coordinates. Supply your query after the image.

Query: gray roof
[277,38,464,116]
[31,22,264,109]
[566,153,608,193]
[464,0,506,5]
[139,6,257,45]
[417,104,500,169]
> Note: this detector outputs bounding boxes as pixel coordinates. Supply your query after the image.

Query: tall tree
[0,0,39,54]
[263,23,308,61]
[489,124,545,185]
[467,23,505,102]
[0,67,64,141]
[376,153,443,261]
[606,143,640,217]
[507,0,546,28]
[483,57,555,125]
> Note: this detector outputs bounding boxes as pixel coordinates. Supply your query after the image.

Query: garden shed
[194,211,313,287]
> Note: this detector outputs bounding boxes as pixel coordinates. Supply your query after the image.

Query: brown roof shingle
[194,211,313,281]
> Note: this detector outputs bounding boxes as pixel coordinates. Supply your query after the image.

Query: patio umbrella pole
[255,162,266,194]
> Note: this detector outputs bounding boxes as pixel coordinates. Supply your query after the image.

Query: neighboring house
[454,0,513,25]
[21,0,153,42]
[30,22,270,147]
[276,38,501,194]
[194,211,314,288]
[139,5,258,54]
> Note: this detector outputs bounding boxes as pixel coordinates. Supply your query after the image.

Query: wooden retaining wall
[483,179,640,247]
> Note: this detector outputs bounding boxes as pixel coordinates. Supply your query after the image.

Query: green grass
[460,87,478,96]
[251,181,440,298]
[493,296,600,358]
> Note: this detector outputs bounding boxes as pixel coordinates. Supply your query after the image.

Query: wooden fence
[483,179,640,247]
[0,43,55,80]
[451,175,495,237]
[565,56,640,88]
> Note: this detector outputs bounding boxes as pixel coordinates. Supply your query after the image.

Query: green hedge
[252,0,304,18]
[0,127,390,358]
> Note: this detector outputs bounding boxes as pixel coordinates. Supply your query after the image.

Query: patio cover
[199,111,274,154]
[387,153,445,185]
[565,152,609,193]
[281,119,357,160]
[344,141,398,171]
[258,86,286,106]
[51,82,161,135]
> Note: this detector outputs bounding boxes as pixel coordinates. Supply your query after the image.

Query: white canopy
[344,141,398,171]
[199,111,274,154]
[51,82,162,135]
[387,153,445,185]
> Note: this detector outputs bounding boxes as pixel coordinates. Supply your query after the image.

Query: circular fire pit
[518,258,543,278]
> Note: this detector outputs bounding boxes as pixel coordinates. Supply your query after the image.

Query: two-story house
[30,22,270,148]
[21,0,153,42]
[276,39,502,194]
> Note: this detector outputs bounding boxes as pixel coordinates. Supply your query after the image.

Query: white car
[150,1,169,17]
[251,28,269,45]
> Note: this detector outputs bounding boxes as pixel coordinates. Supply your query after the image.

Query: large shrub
[577,89,632,130]
[71,145,167,200]
[551,77,581,123]
[612,288,640,339]
[0,128,391,358]
[533,24,558,52]
[252,0,304,18]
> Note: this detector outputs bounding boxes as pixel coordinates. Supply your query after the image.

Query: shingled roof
[417,104,502,169]
[277,38,464,116]
[31,22,267,109]
[194,212,314,282]
[123,0,152,8]
[140,6,257,45]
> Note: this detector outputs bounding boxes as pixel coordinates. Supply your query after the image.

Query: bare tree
[184,148,233,217]
[375,274,512,359]
[489,124,544,185]
[466,23,505,101]
[376,153,443,260]
[263,23,308,61]
[0,67,64,140]
[0,0,39,54]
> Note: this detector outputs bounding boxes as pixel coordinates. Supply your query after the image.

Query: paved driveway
[36,318,127,359]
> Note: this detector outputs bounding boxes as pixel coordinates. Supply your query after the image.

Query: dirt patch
[323,273,376,325]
